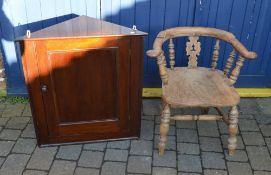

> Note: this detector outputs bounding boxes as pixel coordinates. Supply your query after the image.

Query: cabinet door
[36,37,131,140]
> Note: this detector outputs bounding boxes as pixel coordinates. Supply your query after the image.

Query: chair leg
[158,103,170,155]
[201,107,209,115]
[228,105,239,155]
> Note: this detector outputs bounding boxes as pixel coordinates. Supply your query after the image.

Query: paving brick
[101,162,126,175]
[177,129,198,143]
[0,118,9,126]
[176,121,196,129]
[12,138,36,154]
[23,170,47,175]
[246,146,271,171]
[227,162,253,175]
[22,104,32,116]
[142,115,155,121]
[0,129,21,140]
[153,151,176,167]
[202,152,226,169]
[239,98,260,115]
[257,98,271,114]
[6,117,30,129]
[255,114,271,124]
[127,156,152,174]
[27,147,57,170]
[154,135,176,151]
[49,160,76,175]
[56,144,82,160]
[254,171,271,175]
[155,124,176,135]
[182,108,201,115]
[140,120,154,140]
[78,151,104,168]
[239,114,254,119]
[107,140,130,149]
[104,149,128,161]
[0,158,4,167]
[197,121,220,137]
[239,119,259,131]
[204,169,227,175]
[171,108,183,115]
[177,142,200,155]
[260,124,271,137]
[84,142,107,151]
[218,121,228,134]
[178,154,202,173]
[21,124,36,138]
[199,137,222,152]
[74,167,99,175]
[0,140,15,156]
[266,138,271,152]
[130,140,153,156]
[2,104,25,117]
[152,167,177,175]
[0,154,30,175]
[221,135,245,149]
[242,132,265,146]
[224,149,248,162]
[142,99,161,115]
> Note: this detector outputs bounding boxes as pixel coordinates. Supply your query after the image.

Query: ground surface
[0,98,271,175]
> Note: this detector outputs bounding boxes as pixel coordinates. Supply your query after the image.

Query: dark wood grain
[20,17,146,146]
[17,16,147,41]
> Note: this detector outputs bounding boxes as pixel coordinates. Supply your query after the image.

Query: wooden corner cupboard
[17,16,147,146]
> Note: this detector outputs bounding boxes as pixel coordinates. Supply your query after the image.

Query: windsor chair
[147,27,257,156]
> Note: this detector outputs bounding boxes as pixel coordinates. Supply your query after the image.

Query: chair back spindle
[186,36,201,68]
[211,39,220,70]
[169,39,175,70]
[224,49,236,76]
[229,56,245,85]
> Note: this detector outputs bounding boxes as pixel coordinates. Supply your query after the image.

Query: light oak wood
[170,115,222,120]
[228,106,238,155]
[229,56,245,85]
[211,39,220,70]
[186,36,201,68]
[147,27,256,59]
[162,67,240,107]
[224,49,236,76]
[147,27,257,156]
[169,39,175,70]
[158,104,170,155]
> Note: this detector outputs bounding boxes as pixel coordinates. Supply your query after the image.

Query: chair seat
[162,67,240,107]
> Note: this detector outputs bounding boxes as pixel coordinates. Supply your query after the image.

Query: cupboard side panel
[130,36,144,137]
[21,40,49,145]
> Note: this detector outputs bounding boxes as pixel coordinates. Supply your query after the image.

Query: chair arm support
[146,49,168,85]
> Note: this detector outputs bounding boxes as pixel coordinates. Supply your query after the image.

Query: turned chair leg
[158,103,170,155]
[228,105,239,155]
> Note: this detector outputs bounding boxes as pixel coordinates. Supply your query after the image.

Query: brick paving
[0,98,271,175]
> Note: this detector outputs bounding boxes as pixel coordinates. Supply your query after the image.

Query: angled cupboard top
[17,16,147,41]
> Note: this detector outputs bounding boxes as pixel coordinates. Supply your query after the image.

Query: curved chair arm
[151,27,257,59]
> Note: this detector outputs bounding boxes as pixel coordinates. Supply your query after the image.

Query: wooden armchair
[147,27,257,156]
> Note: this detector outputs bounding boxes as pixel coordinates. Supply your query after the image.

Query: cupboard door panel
[36,38,131,136]
[48,48,118,123]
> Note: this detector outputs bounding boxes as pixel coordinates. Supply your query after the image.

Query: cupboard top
[17,16,147,41]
